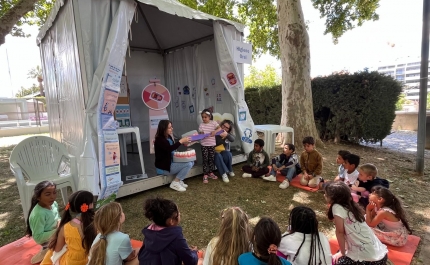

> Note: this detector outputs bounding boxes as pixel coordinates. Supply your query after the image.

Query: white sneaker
[228,172,235,177]
[170,181,186,192]
[222,173,230,183]
[262,175,277,182]
[242,173,252,178]
[179,180,188,188]
[279,180,290,189]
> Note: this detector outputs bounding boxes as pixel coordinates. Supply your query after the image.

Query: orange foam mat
[0,237,143,265]
[329,235,420,265]
[289,174,319,192]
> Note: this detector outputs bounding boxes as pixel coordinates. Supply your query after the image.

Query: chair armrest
[10,163,26,186]
[69,155,78,176]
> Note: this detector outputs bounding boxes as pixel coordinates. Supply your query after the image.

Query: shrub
[244,86,282,125]
[244,70,402,144]
[312,70,402,143]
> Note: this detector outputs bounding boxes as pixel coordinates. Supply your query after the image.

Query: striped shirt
[199,120,219,146]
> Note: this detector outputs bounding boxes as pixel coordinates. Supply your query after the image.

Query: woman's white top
[333,204,388,261]
[278,231,332,265]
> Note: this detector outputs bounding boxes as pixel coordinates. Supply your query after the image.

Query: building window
[407,62,421,66]
[406,66,420,71]
[397,64,405,67]
[378,67,387,70]
[387,65,395,69]
[396,69,405,74]
[406,73,420,77]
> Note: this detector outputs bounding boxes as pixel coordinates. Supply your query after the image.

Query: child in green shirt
[26,181,61,264]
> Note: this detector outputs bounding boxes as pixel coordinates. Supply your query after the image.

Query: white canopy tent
[37,0,256,198]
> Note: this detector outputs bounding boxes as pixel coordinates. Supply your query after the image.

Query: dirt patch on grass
[1,141,429,264]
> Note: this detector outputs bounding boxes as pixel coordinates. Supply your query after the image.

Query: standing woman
[154,120,192,192]
[214,119,236,183]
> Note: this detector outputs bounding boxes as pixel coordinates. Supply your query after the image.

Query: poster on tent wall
[96,0,136,201]
[142,80,171,154]
[98,64,123,200]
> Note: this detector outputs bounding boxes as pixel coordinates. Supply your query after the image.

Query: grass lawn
[0,141,429,264]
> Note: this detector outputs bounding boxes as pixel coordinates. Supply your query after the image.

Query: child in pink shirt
[198,109,221,183]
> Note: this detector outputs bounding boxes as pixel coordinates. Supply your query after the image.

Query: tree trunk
[0,0,39,46]
[277,0,323,147]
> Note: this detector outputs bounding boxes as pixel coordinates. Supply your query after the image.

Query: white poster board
[233,40,252,65]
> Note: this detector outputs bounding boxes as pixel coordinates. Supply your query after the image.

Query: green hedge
[245,70,402,143]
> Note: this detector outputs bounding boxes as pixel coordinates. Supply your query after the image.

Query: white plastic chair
[9,136,77,222]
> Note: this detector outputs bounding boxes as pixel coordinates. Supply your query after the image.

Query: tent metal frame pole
[136,2,164,54]
[416,0,430,175]
[165,35,214,53]
[129,46,161,53]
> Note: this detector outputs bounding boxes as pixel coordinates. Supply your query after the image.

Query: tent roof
[37,0,244,46]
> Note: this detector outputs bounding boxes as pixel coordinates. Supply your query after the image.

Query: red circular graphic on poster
[227,73,237,85]
[142,83,171,110]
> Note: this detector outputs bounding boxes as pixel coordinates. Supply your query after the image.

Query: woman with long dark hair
[214,119,236,183]
[154,120,192,192]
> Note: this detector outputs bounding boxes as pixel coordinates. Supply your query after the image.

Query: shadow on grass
[0,145,27,247]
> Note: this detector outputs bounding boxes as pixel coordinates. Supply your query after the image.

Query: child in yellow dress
[41,191,96,265]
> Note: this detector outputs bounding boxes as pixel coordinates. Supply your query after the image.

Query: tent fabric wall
[73,0,136,194]
[126,51,165,142]
[39,0,86,159]
[213,22,255,154]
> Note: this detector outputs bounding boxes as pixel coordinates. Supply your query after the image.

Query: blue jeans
[270,162,297,181]
[214,151,233,175]
[160,162,194,181]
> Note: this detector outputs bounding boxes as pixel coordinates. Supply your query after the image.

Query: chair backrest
[10,136,70,182]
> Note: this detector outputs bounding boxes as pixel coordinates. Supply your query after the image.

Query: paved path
[363,130,429,155]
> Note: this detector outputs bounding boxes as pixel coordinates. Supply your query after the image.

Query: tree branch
[0,0,40,46]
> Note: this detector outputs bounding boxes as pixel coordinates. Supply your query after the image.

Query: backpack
[371,177,390,189]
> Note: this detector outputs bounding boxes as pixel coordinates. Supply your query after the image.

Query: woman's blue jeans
[159,161,194,180]
[214,151,233,175]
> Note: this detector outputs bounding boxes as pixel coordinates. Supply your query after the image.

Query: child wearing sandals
[41,190,97,265]
[324,181,388,265]
[199,109,222,183]
[278,206,332,265]
[239,217,291,265]
[366,186,412,247]
[203,207,251,265]
[26,181,61,264]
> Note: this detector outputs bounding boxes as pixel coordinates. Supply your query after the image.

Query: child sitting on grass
[366,186,412,247]
[333,150,351,181]
[262,144,300,189]
[242,139,270,178]
[299,136,323,188]
[351,163,389,207]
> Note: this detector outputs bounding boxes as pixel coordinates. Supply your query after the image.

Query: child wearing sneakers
[333,150,351,181]
[299,136,323,188]
[242,139,270,178]
[262,144,299,189]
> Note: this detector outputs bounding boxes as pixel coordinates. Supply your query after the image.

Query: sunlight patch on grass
[0,212,10,229]
[292,191,311,204]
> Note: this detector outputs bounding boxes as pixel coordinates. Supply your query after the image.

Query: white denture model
[172,148,196,163]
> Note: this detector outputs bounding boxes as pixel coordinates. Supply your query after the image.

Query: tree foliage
[244,65,281,88]
[15,83,39,97]
[311,0,380,43]
[0,0,54,45]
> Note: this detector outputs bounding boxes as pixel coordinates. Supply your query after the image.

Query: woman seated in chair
[214,119,236,183]
[154,120,192,192]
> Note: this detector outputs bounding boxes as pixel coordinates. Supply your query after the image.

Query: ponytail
[88,238,107,265]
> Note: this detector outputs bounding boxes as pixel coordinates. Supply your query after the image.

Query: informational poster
[115,104,131,127]
[149,108,169,154]
[98,63,123,200]
[119,76,128,97]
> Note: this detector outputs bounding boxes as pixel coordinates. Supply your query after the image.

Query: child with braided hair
[239,217,291,265]
[278,206,331,265]
[88,202,138,265]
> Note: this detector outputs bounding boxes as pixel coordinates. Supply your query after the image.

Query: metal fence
[0,97,49,128]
